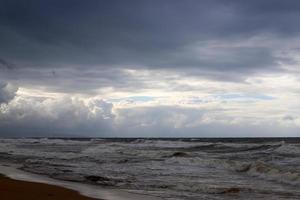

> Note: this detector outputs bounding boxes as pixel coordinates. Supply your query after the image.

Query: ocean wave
[2,138,300,200]
[165,156,250,172]
[274,144,300,156]
[166,156,300,186]
[246,161,300,186]
[186,142,283,153]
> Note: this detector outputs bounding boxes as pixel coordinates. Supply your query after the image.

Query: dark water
[0,138,300,200]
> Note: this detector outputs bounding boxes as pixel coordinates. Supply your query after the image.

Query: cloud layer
[0,0,300,137]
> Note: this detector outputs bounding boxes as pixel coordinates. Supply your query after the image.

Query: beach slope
[0,174,100,200]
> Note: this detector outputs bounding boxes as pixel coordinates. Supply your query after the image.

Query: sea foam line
[0,164,163,200]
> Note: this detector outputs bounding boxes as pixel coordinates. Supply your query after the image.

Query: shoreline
[0,174,100,200]
[0,165,163,200]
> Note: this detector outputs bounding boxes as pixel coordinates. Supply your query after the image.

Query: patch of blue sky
[108,96,155,103]
[217,93,275,101]
[129,96,155,101]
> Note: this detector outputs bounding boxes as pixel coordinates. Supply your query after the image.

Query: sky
[0,0,300,137]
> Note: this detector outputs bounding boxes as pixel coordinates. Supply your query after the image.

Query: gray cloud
[1,0,299,88]
[0,93,299,137]
[0,98,283,137]
[0,96,115,137]
[282,115,295,121]
[0,82,17,104]
[0,66,151,95]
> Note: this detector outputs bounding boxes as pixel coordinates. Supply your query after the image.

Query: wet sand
[0,174,101,200]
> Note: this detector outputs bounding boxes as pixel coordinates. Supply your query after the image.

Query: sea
[0,138,299,200]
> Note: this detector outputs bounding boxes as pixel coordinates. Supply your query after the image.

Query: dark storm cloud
[1,0,299,88]
[0,66,150,94]
[0,58,15,70]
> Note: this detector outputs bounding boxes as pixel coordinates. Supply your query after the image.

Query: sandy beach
[0,174,100,200]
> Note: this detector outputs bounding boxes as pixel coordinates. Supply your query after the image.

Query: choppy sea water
[0,138,300,200]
